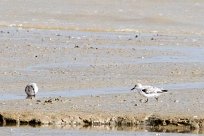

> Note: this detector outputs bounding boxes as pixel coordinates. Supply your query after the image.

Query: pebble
[45,99,52,103]
[74,45,79,48]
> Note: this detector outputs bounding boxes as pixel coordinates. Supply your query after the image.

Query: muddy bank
[0,89,204,133]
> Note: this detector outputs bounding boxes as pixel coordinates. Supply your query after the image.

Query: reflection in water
[26,95,36,99]
[0,82,204,101]
[0,124,201,135]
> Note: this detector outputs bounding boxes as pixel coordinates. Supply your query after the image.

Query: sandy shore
[1,89,204,133]
[0,27,204,133]
[0,1,204,135]
[0,27,204,93]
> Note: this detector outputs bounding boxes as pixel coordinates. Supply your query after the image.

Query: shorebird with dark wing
[131,83,168,103]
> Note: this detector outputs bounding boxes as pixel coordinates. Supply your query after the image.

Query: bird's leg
[26,96,31,99]
[155,97,159,102]
[145,98,148,103]
[32,95,36,99]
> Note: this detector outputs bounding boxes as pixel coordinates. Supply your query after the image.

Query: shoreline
[0,89,204,133]
[0,0,204,135]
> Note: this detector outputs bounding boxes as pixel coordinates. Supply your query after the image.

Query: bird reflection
[26,95,35,99]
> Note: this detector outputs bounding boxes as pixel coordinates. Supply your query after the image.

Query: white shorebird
[131,83,168,103]
[25,83,38,97]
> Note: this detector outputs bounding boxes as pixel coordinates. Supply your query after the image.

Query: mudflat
[0,0,204,135]
[0,28,204,134]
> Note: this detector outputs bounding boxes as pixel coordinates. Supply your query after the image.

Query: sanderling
[131,83,168,103]
[25,83,38,97]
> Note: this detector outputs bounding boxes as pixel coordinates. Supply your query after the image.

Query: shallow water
[25,45,204,72]
[0,0,204,34]
[101,45,204,64]
[0,82,204,101]
[0,126,202,136]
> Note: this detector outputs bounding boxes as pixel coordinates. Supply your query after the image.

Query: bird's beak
[130,86,135,91]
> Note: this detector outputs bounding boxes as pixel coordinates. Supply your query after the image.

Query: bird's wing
[143,86,163,93]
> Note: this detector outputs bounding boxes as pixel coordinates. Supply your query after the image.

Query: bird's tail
[162,90,168,92]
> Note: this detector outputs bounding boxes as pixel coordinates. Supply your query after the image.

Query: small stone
[134,104,137,106]
[174,100,179,103]
[45,99,52,103]
[74,45,79,48]
[55,98,59,101]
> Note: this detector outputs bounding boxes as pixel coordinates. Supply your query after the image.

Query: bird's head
[131,83,142,91]
[135,83,142,88]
